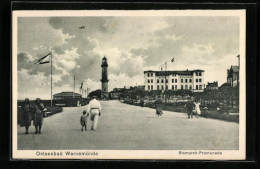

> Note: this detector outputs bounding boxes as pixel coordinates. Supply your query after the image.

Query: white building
[144,69,205,92]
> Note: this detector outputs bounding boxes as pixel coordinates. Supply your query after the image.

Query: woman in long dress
[34,98,45,134]
[194,102,201,118]
[21,98,33,134]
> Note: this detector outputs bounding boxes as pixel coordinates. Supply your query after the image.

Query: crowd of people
[20,95,206,135]
[153,97,207,119]
[20,96,102,134]
[20,98,45,134]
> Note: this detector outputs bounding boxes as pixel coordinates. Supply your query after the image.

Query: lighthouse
[101,56,109,99]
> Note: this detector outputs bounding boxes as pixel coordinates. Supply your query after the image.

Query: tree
[88,89,101,99]
[175,90,192,99]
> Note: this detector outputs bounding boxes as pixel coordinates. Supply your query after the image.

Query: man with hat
[87,96,101,131]
[186,98,195,119]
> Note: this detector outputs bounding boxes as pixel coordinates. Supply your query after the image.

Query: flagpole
[51,52,53,107]
[73,75,75,99]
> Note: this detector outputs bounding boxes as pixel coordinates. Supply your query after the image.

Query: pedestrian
[202,106,208,118]
[186,98,195,119]
[87,96,101,131]
[140,98,144,108]
[194,102,201,118]
[80,110,89,131]
[183,104,187,114]
[154,96,163,117]
[217,107,220,113]
[21,98,33,134]
[34,98,45,134]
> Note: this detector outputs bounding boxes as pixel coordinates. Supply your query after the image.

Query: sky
[17,16,240,100]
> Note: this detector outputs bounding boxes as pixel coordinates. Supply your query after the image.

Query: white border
[12,10,246,160]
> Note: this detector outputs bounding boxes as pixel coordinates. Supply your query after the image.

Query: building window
[189,85,192,89]
[184,79,187,83]
[175,79,177,83]
[151,85,153,90]
[196,85,198,89]
[147,73,150,77]
[151,79,153,83]
[185,85,188,89]
[148,85,150,90]
[199,72,202,76]
[151,73,153,77]
[189,79,192,83]
[172,85,174,90]
[157,85,159,90]
[181,85,183,89]
[157,79,159,83]
[199,79,202,82]
[199,85,202,89]
[148,79,150,83]
[161,79,164,83]
[172,79,174,83]
[175,85,177,90]
[166,79,168,83]
[181,79,183,83]
[196,79,198,82]
[161,85,164,90]
[196,72,198,76]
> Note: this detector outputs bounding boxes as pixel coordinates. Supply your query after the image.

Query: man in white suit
[87,96,101,131]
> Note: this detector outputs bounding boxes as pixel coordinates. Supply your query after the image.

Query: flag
[35,51,52,65]
[171,58,175,62]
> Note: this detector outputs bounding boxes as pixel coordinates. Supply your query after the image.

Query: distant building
[134,85,145,91]
[110,85,145,99]
[227,65,239,87]
[110,88,125,99]
[144,69,205,92]
[206,81,218,90]
[53,92,82,100]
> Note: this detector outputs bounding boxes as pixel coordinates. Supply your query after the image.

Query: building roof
[207,81,218,87]
[144,69,204,76]
[53,92,82,97]
[231,66,239,73]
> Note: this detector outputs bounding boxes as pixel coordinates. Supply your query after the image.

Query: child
[80,110,89,132]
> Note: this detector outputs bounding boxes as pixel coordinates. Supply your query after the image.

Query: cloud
[54,48,79,70]
[17,16,240,98]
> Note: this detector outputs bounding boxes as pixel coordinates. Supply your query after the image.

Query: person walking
[21,98,33,134]
[80,110,89,131]
[87,96,101,131]
[154,96,163,117]
[34,98,45,134]
[140,98,144,108]
[194,102,201,118]
[186,98,195,119]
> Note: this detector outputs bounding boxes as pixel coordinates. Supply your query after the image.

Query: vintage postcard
[12,10,246,160]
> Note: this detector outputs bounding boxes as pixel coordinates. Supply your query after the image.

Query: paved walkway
[17,100,239,150]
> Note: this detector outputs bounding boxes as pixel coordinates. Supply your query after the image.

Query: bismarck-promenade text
[179,151,222,155]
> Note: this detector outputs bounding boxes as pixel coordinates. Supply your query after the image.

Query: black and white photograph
[12,10,246,160]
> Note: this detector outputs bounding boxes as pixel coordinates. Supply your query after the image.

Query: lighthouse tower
[101,56,109,99]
